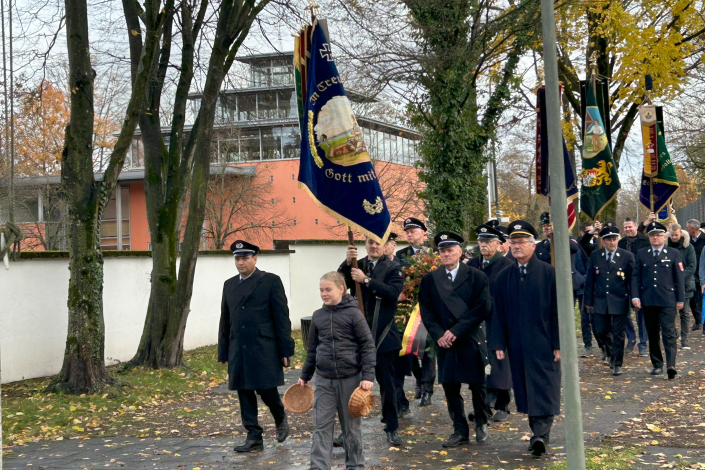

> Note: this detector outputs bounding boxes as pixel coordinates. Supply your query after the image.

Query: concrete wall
[0,242,375,384]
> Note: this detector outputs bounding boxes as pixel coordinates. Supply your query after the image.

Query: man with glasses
[489,220,561,457]
[631,221,685,380]
[470,222,515,422]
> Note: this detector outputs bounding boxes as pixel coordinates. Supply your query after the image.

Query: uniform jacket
[300,294,376,382]
[488,254,561,416]
[631,246,686,307]
[218,269,295,391]
[395,244,418,264]
[668,236,696,298]
[469,251,514,390]
[618,232,650,256]
[536,237,588,294]
[339,254,404,354]
[583,248,635,315]
[419,262,490,385]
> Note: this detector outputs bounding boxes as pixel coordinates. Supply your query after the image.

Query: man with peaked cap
[384,232,399,262]
[419,231,491,446]
[218,240,296,452]
[488,221,561,457]
[583,223,636,376]
[469,222,515,422]
[339,236,405,446]
[620,217,652,357]
[395,217,437,407]
[496,226,512,259]
[631,221,685,380]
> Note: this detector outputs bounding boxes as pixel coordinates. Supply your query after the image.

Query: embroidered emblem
[440,235,448,240]
[514,225,522,230]
[480,228,487,233]
[362,197,384,215]
[236,243,243,249]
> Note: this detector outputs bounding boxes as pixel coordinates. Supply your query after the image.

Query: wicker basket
[283,383,314,414]
[348,386,374,418]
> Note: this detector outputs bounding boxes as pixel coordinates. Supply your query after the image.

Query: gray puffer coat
[300,294,376,382]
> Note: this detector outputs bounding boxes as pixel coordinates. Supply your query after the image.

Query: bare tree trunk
[53,0,165,393]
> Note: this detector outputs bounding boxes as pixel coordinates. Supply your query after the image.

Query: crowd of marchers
[218,212,698,469]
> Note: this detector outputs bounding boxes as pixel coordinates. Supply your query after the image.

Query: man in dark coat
[396,217,437,407]
[339,237,405,446]
[620,217,651,356]
[489,220,561,458]
[685,220,705,331]
[419,231,491,447]
[631,221,686,380]
[469,222,514,422]
[583,224,635,376]
[218,240,296,453]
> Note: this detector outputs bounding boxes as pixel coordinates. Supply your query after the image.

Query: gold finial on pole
[305,0,320,21]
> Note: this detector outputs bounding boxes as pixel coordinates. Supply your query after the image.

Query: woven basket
[348,386,374,418]
[283,383,314,414]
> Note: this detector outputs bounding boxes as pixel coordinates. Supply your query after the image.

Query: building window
[277,90,297,118]
[100,185,130,250]
[270,175,274,182]
[219,137,240,163]
[291,174,295,180]
[272,59,294,85]
[258,92,277,120]
[262,127,283,160]
[237,94,256,121]
[282,126,301,159]
[272,221,276,227]
[293,220,297,226]
[240,129,260,161]
[129,139,144,169]
[292,197,295,203]
[271,198,275,204]
[315,219,318,225]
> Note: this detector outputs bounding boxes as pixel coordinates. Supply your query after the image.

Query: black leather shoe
[398,405,410,418]
[276,415,289,443]
[414,382,422,399]
[691,324,701,331]
[650,367,663,375]
[475,424,489,443]
[333,433,344,448]
[625,341,636,354]
[531,438,546,456]
[419,393,433,407]
[442,433,469,448]
[386,430,402,446]
[492,410,509,422]
[667,367,677,380]
[234,439,264,453]
[612,366,623,376]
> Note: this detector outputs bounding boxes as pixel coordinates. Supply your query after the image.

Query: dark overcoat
[488,254,561,416]
[584,248,635,316]
[419,262,490,385]
[339,254,404,354]
[618,232,650,256]
[536,237,588,294]
[631,246,685,307]
[469,252,514,390]
[218,269,295,391]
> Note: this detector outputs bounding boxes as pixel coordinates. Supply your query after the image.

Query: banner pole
[540,0,587,466]
[347,229,365,316]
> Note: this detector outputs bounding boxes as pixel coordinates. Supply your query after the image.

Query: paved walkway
[6,334,705,469]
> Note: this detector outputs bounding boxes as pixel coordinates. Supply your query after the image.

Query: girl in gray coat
[299,272,376,470]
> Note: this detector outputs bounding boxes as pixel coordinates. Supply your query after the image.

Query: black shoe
[650,367,663,375]
[476,424,489,443]
[531,438,546,456]
[612,366,623,376]
[601,350,607,361]
[419,393,433,407]
[386,430,402,446]
[276,415,289,443]
[638,348,649,357]
[625,341,636,354]
[667,367,677,380]
[682,344,691,350]
[467,412,475,422]
[234,438,264,453]
[691,324,702,331]
[398,405,410,418]
[333,433,344,448]
[414,382,422,399]
[492,409,509,422]
[442,433,469,448]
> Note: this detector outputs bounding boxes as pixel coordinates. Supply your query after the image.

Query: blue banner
[296,21,392,242]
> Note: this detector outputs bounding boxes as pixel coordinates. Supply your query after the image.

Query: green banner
[580,79,621,220]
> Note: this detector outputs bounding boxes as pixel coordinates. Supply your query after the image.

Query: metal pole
[539,0,587,468]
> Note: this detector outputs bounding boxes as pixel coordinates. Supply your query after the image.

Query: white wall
[0,251,291,383]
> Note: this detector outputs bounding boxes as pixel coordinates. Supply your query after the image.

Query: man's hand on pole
[346,245,358,266]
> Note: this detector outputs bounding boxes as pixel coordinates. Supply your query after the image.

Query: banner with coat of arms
[294,19,392,243]
[579,77,621,220]
[638,105,679,214]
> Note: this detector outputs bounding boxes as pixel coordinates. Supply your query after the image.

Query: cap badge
[236,243,243,249]
[440,234,448,240]
[514,224,522,230]
[480,228,487,232]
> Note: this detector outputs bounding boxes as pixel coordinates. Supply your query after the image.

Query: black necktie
[654,249,659,259]
[483,259,489,268]
[366,261,375,276]
[447,272,453,282]
[607,252,612,264]
[520,265,526,276]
